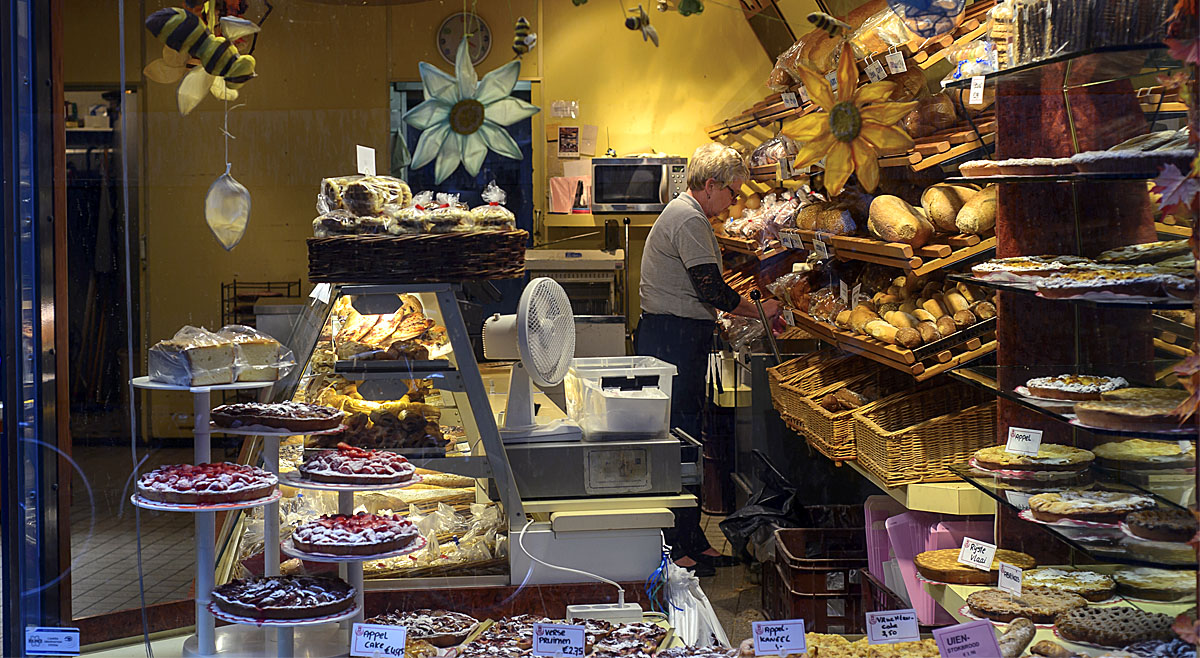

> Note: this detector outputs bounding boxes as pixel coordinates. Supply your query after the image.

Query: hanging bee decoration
[145,8,257,91]
[624,5,659,47]
[807,11,852,37]
[512,16,537,57]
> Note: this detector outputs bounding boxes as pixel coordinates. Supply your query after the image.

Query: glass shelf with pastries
[946,462,1197,571]
[942,43,1181,91]
[946,272,1193,311]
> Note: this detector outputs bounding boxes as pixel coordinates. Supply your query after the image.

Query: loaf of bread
[868,195,935,247]
[865,320,899,344]
[973,301,997,319]
[917,321,941,342]
[944,291,971,313]
[849,306,881,333]
[956,185,997,234]
[912,308,938,323]
[888,65,927,101]
[936,315,957,337]
[895,327,922,348]
[953,309,977,328]
[922,184,979,232]
[884,311,919,329]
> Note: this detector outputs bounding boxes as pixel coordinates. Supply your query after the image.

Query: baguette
[864,320,899,344]
[956,185,998,234]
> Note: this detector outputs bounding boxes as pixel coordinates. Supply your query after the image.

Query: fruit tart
[292,512,419,556]
[211,575,355,620]
[137,462,278,504]
[364,609,479,647]
[211,401,343,432]
[299,443,416,485]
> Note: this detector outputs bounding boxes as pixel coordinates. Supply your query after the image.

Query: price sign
[957,537,997,572]
[969,76,986,106]
[797,86,810,104]
[532,623,586,657]
[826,71,839,92]
[309,282,332,304]
[1005,426,1043,457]
[840,280,850,304]
[933,620,1003,657]
[998,562,1022,596]
[25,627,80,657]
[753,620,807,656]
[782,92,799,108]
[783,308,796,326]
[865,60,887,83]
[352,623,408,658]
[866,609,920,645]
[1004,490,1032,511]
[885,51,907,74]
[356,144,377,176]
[852,283,862,304]
[814,237,830,260]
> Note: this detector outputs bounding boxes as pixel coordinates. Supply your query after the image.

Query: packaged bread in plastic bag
[470,181,516,230]
[941,38,997,84]
[850,8,913,55]
[312,209,392,237]
[148,326,237,387]
[767,60,796,92]
[318,175,413,217]
[387,191,433,234]
[217,324,296,383]
[427,192,472,233]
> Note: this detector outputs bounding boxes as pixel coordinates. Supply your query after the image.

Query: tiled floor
[698,513,765,645]
[69,446,197,618]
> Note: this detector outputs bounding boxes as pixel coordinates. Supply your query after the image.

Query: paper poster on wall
[558,126,580,158]
[579,125,599,156]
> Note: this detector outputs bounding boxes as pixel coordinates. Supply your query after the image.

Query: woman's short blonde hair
[687,143,749,190]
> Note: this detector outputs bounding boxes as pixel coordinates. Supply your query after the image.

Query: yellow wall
[64,0,772,436]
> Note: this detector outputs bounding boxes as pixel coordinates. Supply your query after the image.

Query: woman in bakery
[636,143,781,576]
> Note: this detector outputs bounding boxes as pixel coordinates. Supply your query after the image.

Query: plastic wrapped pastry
[942,38,998,84]
[312,209,392,237]
[386,191,433,234]
[850,7,913,55]
[470,181,516,230]
[205,166,251,250]
[318,175,413,217]
[148,326,236,386]
[427,193,472,233]
[216,324,295,383]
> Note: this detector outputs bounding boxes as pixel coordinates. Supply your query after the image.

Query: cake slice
[148,328,236,386]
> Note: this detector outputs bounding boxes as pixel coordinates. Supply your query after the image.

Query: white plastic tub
[565,356,677,440]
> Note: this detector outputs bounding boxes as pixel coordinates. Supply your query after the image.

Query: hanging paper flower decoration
[405,38,541,184]
[782,42,918,196]
[887,0,965,38]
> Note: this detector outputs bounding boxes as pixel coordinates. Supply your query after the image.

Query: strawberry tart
[298,443,415,485]
[137,462,278,504]
[292,512,418,556]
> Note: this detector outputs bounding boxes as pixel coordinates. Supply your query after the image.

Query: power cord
[518,519,626,606]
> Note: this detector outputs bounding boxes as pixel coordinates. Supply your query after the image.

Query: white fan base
[500,419,583,444]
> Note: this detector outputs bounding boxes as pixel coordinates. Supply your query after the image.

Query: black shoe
[696,553,741,567]
[675,557,716,577]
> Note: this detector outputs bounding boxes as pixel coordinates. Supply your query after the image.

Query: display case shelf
[783,228,996,276]
[945,171,1178,184]
[947,463,1197,569]
[947,273,1193,310]
[942,43,1179,90]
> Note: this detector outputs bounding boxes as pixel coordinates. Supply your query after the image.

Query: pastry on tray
[298,443,416,485]
[1054,606,1175,647]
[211,401,344,432]
[972,444,1094,472]
[291,512,418,556]
[1071,149,1195,175]
[1035,268,1181,299]
[1024,374,1128,400]
[914,548,1036,584]
[970,255,1095,279]
[1125,507,1197,543]
[1075,400,1192,434]
[211,575,355,621]
[1091,439,1195,470]
[966,588,1086,623]
[1113,567,1198,601]
[958,160,1001,177]
[364,609,479,647]
[1098,240,1191,265]
[1122,639,1198,658]
[1022,567,1115,601]
[1028,490,1155,524]
[137,462,278,505]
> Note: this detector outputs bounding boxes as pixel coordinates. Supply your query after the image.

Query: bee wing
[163,45,189,67]
[219,16,261,40]
[178,66,214,116]
[645,24,659,47]
[144,58,185,84]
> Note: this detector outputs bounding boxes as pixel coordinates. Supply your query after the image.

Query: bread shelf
[1155,222,1192,238]
[879,122,996,172]
[782,228,996,276]
[715,234,788,262]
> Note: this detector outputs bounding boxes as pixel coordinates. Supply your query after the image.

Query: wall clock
[437,12,491,66]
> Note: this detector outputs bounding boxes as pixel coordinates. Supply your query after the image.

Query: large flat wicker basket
[853,383,996,487]
[307,230,528,283]
[800,368,916,463]
[767,350,837,421]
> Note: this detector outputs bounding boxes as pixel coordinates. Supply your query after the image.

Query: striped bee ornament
[145,7,256,89]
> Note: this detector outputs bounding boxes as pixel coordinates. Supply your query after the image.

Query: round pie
[1054,606,1175,648]
[1125,508,1198,543]
[298,443,415,485]
[973,444,1095,472]
[292,512,418,556]
[137,462,278,504]
[1074,400,1191,434]
[1028,490,1156,523]
[1025,374,1129,400]
[211,401,344,432]
[211,575,355,620]
[914,548,1037,585]
[365,609,479,647]
[1102,387,1190,404]
[1023,567,1115,601]
[966,588,1086,623]
[1122,639,1198,658]
[1113,567,1197,601]
[1092,439,1196,469]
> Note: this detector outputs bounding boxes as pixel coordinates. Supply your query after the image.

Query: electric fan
[483,277,582,443]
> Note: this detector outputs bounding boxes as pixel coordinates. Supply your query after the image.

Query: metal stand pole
[750,290,782,364]
[194,390,216,656]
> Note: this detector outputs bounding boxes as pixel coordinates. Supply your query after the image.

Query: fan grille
[520,278,575,386]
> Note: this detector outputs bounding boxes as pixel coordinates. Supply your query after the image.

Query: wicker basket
[307,230,527,283]
[767,350,835,418]
[853,383,996,487]
[800,368,916,462]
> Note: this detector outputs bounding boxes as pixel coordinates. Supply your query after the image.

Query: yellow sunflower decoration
[783,42,919,196]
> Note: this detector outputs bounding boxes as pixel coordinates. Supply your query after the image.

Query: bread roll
[835,309,853,329]
[834,388,868,409]
[921,281,943,298]
[944,291,971,313]
[849,306,881,333]
[921,184,979,233]
[819,394,842,411]
[884,311,919,329]
[912,308,938,323]
[973,301,997,319]
[922,298,947,318]
[917,321,941,343]
[956,281,981,303]
[953,309,977,327]
[878,302,900,314]
[888,65,927,101]
[895,327,922,348]
[936,316,957,337]
[868,196,935,247]
[865,320,899,344]
[956,185,998,234]
[899,299,919,315]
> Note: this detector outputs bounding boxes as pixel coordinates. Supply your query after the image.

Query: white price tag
[309,282,332,304]
[826,71,839,92]
[1005,426,1043,457]
[865,60,887,83]
[782,232,795,249]
[26,627,80,656]
[753,620,807,656]
[814,237,830,260]
[532,623,586,657]
[1004,490,1032,511]
[885,51,907,74]
[352,623,408,658]
[1181,440,1191,454]
[866,609,920,645]
[782,92,799,108]
[969,76,986,106]
[797,85,810,104]
[998,562,1022,596]
[852,283,862,304]
[840,280,850,304]
[958,537,997,572]
[356,144,377,176]
[783,308,795,326]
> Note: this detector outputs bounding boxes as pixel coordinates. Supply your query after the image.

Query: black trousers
[635,312,713,557]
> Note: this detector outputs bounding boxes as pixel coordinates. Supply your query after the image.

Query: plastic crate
[762,560,865,634]
[761,524,868,633]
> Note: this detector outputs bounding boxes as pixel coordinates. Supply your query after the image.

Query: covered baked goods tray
[308,230,527,284]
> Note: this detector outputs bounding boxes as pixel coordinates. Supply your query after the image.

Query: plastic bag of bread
[386,191,433,234]
[750,135,797,166]
[217,324,295,383]
[850,8,913,55]
[767,60,795,92]
[887,63,927,101]
[891,0,965,38]
[319,175,413,217]
[470,181,516,230]
[313,209,392,237]
[148,326,237,386]
[901,92,959,139]
[941,38,998,84]
[427,192,472,233]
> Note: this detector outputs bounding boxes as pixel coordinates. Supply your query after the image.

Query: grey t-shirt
[639,194,722,321]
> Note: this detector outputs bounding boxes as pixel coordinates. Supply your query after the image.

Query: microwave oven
[590,157,688,214]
